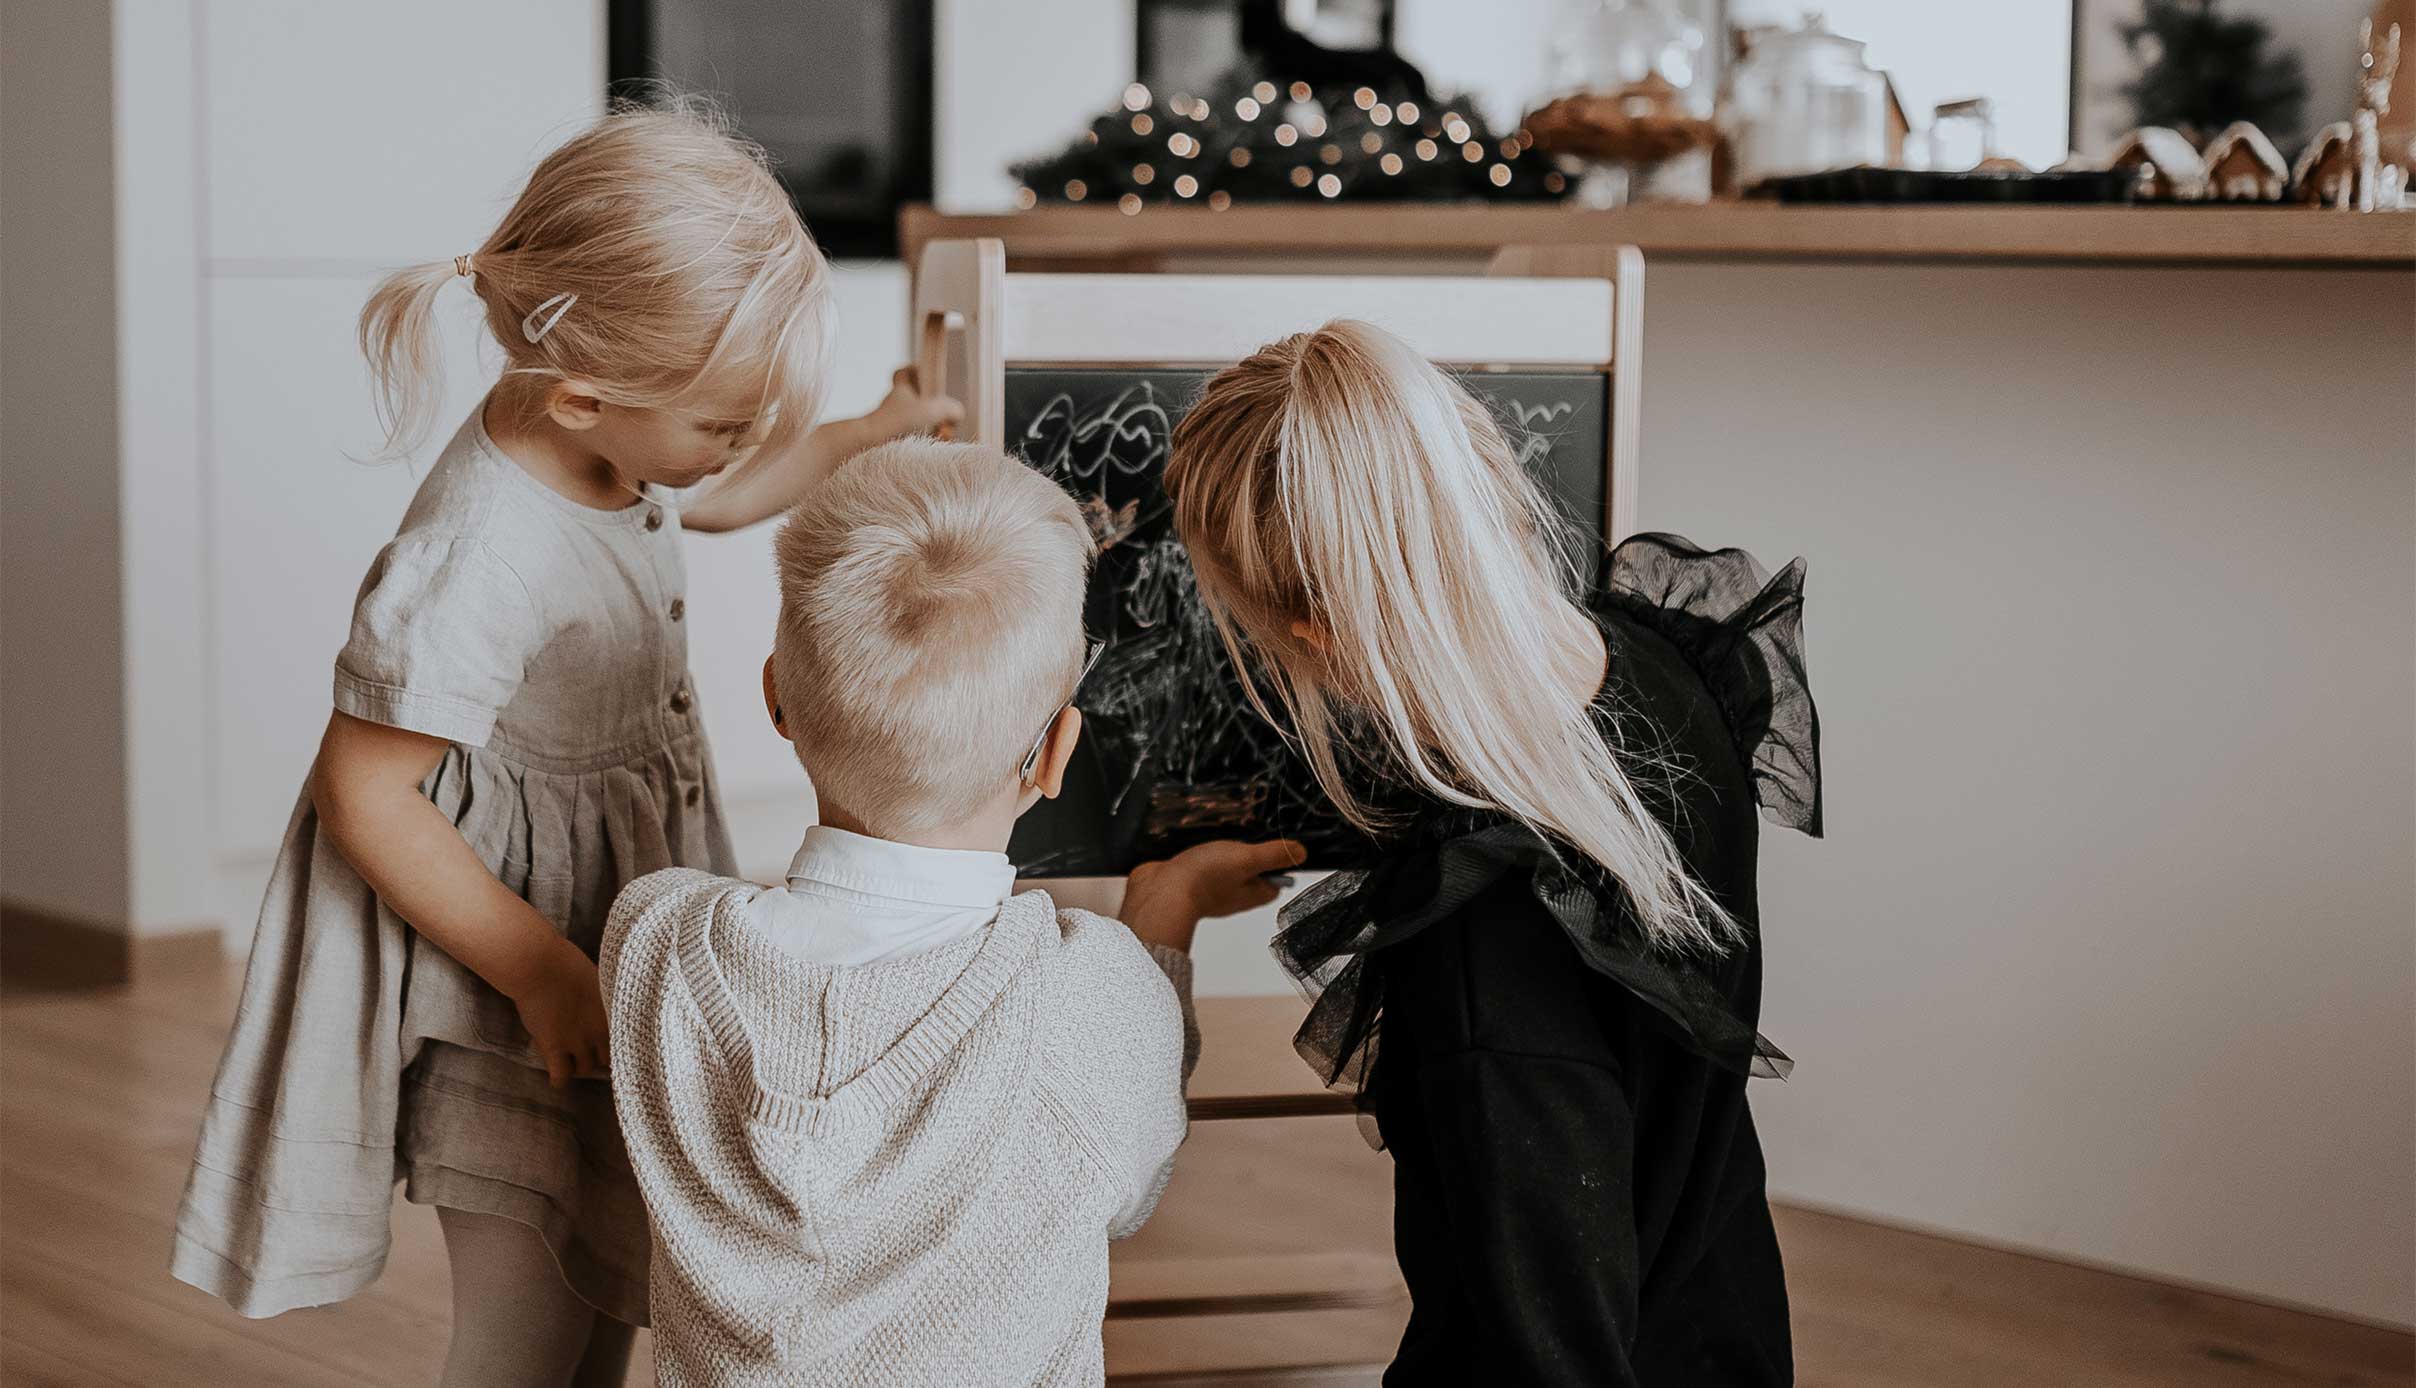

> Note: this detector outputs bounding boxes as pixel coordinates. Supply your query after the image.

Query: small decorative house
[2200,121,2289,201]
[2293,122,2356,205]
[2104,126,2208,201]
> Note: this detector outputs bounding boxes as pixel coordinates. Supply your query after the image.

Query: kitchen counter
[901,202,2416,271]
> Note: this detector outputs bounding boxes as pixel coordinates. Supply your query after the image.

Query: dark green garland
[1010,71,1575,208]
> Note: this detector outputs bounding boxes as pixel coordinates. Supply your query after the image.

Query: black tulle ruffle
[1272,533,1821,1106]
[1601,532,1821,838]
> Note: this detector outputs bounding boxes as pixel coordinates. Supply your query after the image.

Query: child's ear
[1033,707,1082,800]
[1288,619,1328,653]
[545,380,607,432]
[761,655,786,738]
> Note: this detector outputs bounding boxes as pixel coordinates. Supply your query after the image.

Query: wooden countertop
[901,202,2416,270]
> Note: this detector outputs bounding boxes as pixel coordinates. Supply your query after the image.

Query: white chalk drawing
[1006,371,1604,873]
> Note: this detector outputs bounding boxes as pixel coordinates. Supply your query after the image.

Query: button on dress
[171,409,736,1323]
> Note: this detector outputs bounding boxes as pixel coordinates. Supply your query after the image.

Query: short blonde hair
[360,97,832,459]
[772,439,1092,835]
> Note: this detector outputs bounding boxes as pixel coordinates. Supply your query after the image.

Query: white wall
[1639,261,2414,1327]
[115,0,216,935]
[1393,1,1557,132]
[1816,0,2072,167]
[934,0,1133,212]
[1,0,131,928]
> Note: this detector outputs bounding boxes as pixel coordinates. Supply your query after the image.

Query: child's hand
[1154,838,1308,919]
[1122,839,1306,954]
[870,366,965,443]
[510,939,610,1089]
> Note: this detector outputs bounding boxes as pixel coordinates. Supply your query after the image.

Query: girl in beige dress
[170,102,957,1387]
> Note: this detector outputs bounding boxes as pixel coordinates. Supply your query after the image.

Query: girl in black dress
[1163,320,1822,1386]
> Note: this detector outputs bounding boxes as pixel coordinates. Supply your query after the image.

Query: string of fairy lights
[1010,75,1573,210]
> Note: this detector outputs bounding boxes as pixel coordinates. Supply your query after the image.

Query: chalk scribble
[1006,370,1604,874]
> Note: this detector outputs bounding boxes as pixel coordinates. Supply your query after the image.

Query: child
[1164,320,1823,1386]
[601,437,1300,1386]
[170,103,959,1386]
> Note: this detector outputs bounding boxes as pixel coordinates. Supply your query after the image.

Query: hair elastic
[453,254,475,278]
[521,293,577,344]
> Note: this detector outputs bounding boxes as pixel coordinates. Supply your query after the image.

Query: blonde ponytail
[358,258,466,460]
[356,97,832,463]
[1167,320,1740,954]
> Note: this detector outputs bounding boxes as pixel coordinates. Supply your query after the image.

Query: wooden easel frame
[909,237,1643,543]
[909,237,1006,448]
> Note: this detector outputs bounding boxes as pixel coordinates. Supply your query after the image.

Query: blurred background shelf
[904,202,2416,271]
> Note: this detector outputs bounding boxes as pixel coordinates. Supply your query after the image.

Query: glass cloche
[1534,0,1718,204]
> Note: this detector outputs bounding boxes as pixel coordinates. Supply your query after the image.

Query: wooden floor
[2,966,2407,1386]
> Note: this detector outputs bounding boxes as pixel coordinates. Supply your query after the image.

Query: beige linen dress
[171,407,735,1323]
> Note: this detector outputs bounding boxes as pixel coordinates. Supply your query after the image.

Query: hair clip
[522,292,576,344]
[452,254,475,278]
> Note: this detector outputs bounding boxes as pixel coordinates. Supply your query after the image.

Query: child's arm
[310,711,607,1088]
[679,368,964,534]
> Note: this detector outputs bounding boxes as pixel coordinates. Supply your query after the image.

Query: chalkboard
[1004,366,1610,877]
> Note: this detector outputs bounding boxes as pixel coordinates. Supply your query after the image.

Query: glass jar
[1552,0,1710,98]
[1722,12,1889,186]
[1548,0,1715,205]
[1928,97,1998,172]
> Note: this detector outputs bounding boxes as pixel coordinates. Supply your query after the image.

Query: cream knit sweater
[601,868,1198,1387]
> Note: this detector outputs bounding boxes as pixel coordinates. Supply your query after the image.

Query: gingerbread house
[2104,126,2207,201]
[2292,121,2356,205]
[2200,121,2289,201]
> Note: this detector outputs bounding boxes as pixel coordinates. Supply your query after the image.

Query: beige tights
[435,1207,637,1388]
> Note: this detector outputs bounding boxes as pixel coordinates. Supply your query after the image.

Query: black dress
[1274,534,1822,1387]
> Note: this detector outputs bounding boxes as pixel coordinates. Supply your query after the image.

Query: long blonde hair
[1165,320,1738,953]
[359,98,832,461]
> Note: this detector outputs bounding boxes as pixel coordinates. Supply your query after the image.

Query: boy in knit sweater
[601,438,1301,1387]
